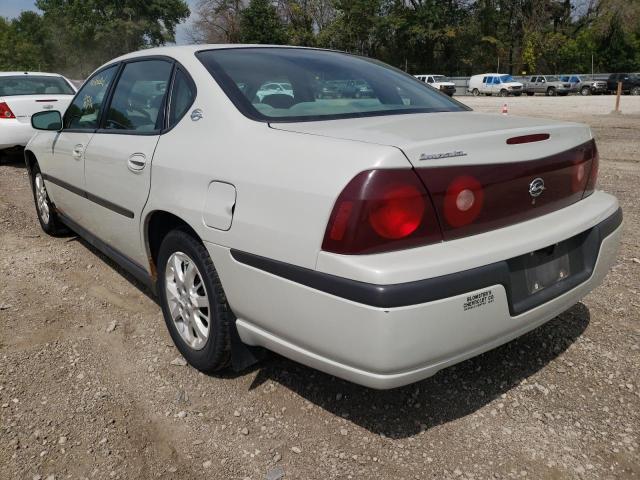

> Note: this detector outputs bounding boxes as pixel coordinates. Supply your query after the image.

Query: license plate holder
[523,243,571,294]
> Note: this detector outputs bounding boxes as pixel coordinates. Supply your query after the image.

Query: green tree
[240,0,288,44]
[34,0,190,77]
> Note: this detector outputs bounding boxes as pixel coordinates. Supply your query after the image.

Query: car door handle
[72,144,84,160]
[127,153,147,172]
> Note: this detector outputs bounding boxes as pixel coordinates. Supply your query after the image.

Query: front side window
[0,76,75,96]
[105,60,173,132]
[64,65,118,130]
[498,75,514,83]
[169,68,196,128]
[197,48,467,122]
[432,75,450,82]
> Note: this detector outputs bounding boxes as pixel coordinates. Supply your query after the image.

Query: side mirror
[31,110,62,131]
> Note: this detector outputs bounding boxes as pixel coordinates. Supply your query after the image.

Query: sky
[0,0,199,44]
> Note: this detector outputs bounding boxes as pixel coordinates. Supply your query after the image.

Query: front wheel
[30,165,67,235]
[580,86,591,96]
[546,87,556,96]
[631,87,640,96]
[157,230,232,373]
[471,88,480,96]
[499,89,509,97]
[526,92,534,96]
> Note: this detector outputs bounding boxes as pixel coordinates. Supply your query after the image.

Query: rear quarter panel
[142,55,409,270]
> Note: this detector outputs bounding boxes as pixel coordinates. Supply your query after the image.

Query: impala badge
[529,177,545,198]
[419,150,467,161]
[190,108,203,121]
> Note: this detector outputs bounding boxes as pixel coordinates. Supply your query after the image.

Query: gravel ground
[1,95,639,480]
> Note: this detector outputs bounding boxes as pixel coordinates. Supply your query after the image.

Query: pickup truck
[559,75,607,96]
[523,75,571,96]
[606,73,640,95]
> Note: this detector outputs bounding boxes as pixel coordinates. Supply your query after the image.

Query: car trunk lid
[272,112,597,240]
[0,95,73,124]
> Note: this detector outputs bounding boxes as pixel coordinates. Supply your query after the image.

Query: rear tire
[499,89,508,97]
[526,92,534,96]
[157,229,232,373]
[30,164,67,236]
[546,87,556,96]
[631,87,640,96]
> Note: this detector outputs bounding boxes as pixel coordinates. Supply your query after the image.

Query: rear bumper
[207,196,621,389]
[0,119,33,150]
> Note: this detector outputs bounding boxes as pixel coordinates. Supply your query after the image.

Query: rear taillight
[443,175,484,227]
[0,102,15,119]
[583,141,599,197]
[322,169,442,254]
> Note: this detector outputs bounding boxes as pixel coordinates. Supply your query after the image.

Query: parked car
[255,82,293,102]
[317,79,374,99]
[25,46,621,389]
[0,72,76,154]
[414,74,456,96]
[559,75,607,96]
[606,73,640,95]
[468,73,523,96]
[522,75,571,96]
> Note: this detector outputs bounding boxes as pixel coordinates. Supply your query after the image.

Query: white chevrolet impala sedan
[25,45,622,389]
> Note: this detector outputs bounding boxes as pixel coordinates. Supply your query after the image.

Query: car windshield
[196,48,468,122]
[432,75,451,82]
[498,75,515,83]
[0,75,74,96]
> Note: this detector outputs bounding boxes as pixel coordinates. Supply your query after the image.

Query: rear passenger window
[105,60,173,132]
[169,69,196,128]
[65,65,117,130]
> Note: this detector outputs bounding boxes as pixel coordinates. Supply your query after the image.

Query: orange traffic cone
[501,103,508,115]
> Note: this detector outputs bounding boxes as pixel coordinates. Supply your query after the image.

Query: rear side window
[0,76,75,96]
[65,65,118,130]
[105,60,173,132]
[169,68,196,128]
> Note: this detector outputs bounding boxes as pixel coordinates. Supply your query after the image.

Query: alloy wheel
[165,251,211,350]
[34,173,50,224]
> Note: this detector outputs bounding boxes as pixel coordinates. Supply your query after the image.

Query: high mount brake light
[322,169,442,255]
[0,102,15,119]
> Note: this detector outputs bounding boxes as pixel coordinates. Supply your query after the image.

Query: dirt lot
[1,95,639,480]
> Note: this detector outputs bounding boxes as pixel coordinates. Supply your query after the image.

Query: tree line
[1,0,638,79]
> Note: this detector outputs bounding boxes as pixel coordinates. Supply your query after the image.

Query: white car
[0,72,76,152]
[414,74,456,96]
[468,73,524,97]
[25,45,621,389]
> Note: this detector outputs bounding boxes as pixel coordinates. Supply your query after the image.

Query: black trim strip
[42,174,134,219]
[57,212,154,292]
[230,208,622,314]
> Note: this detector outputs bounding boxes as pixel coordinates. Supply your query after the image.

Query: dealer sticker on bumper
[463,289,495,311]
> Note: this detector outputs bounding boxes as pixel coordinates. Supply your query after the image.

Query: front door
[82,59,174,267]
[46,65,119,225]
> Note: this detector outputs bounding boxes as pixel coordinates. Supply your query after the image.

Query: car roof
[0,71,67,77]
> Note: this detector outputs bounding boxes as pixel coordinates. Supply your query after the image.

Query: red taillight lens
[443,175,484,227]
[0,102,15,119]
[369,184,425,239]
[322,169,442,254]
[583,142,599,197]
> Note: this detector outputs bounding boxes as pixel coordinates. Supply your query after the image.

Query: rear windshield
[0,76,75,96]
[196,48,468,122]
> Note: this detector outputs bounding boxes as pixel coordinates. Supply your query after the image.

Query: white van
[414,74,456,96]
[468,73,523,97]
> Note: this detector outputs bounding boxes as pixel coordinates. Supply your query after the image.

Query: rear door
[46,66,119,225]
[82,58,174,266]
